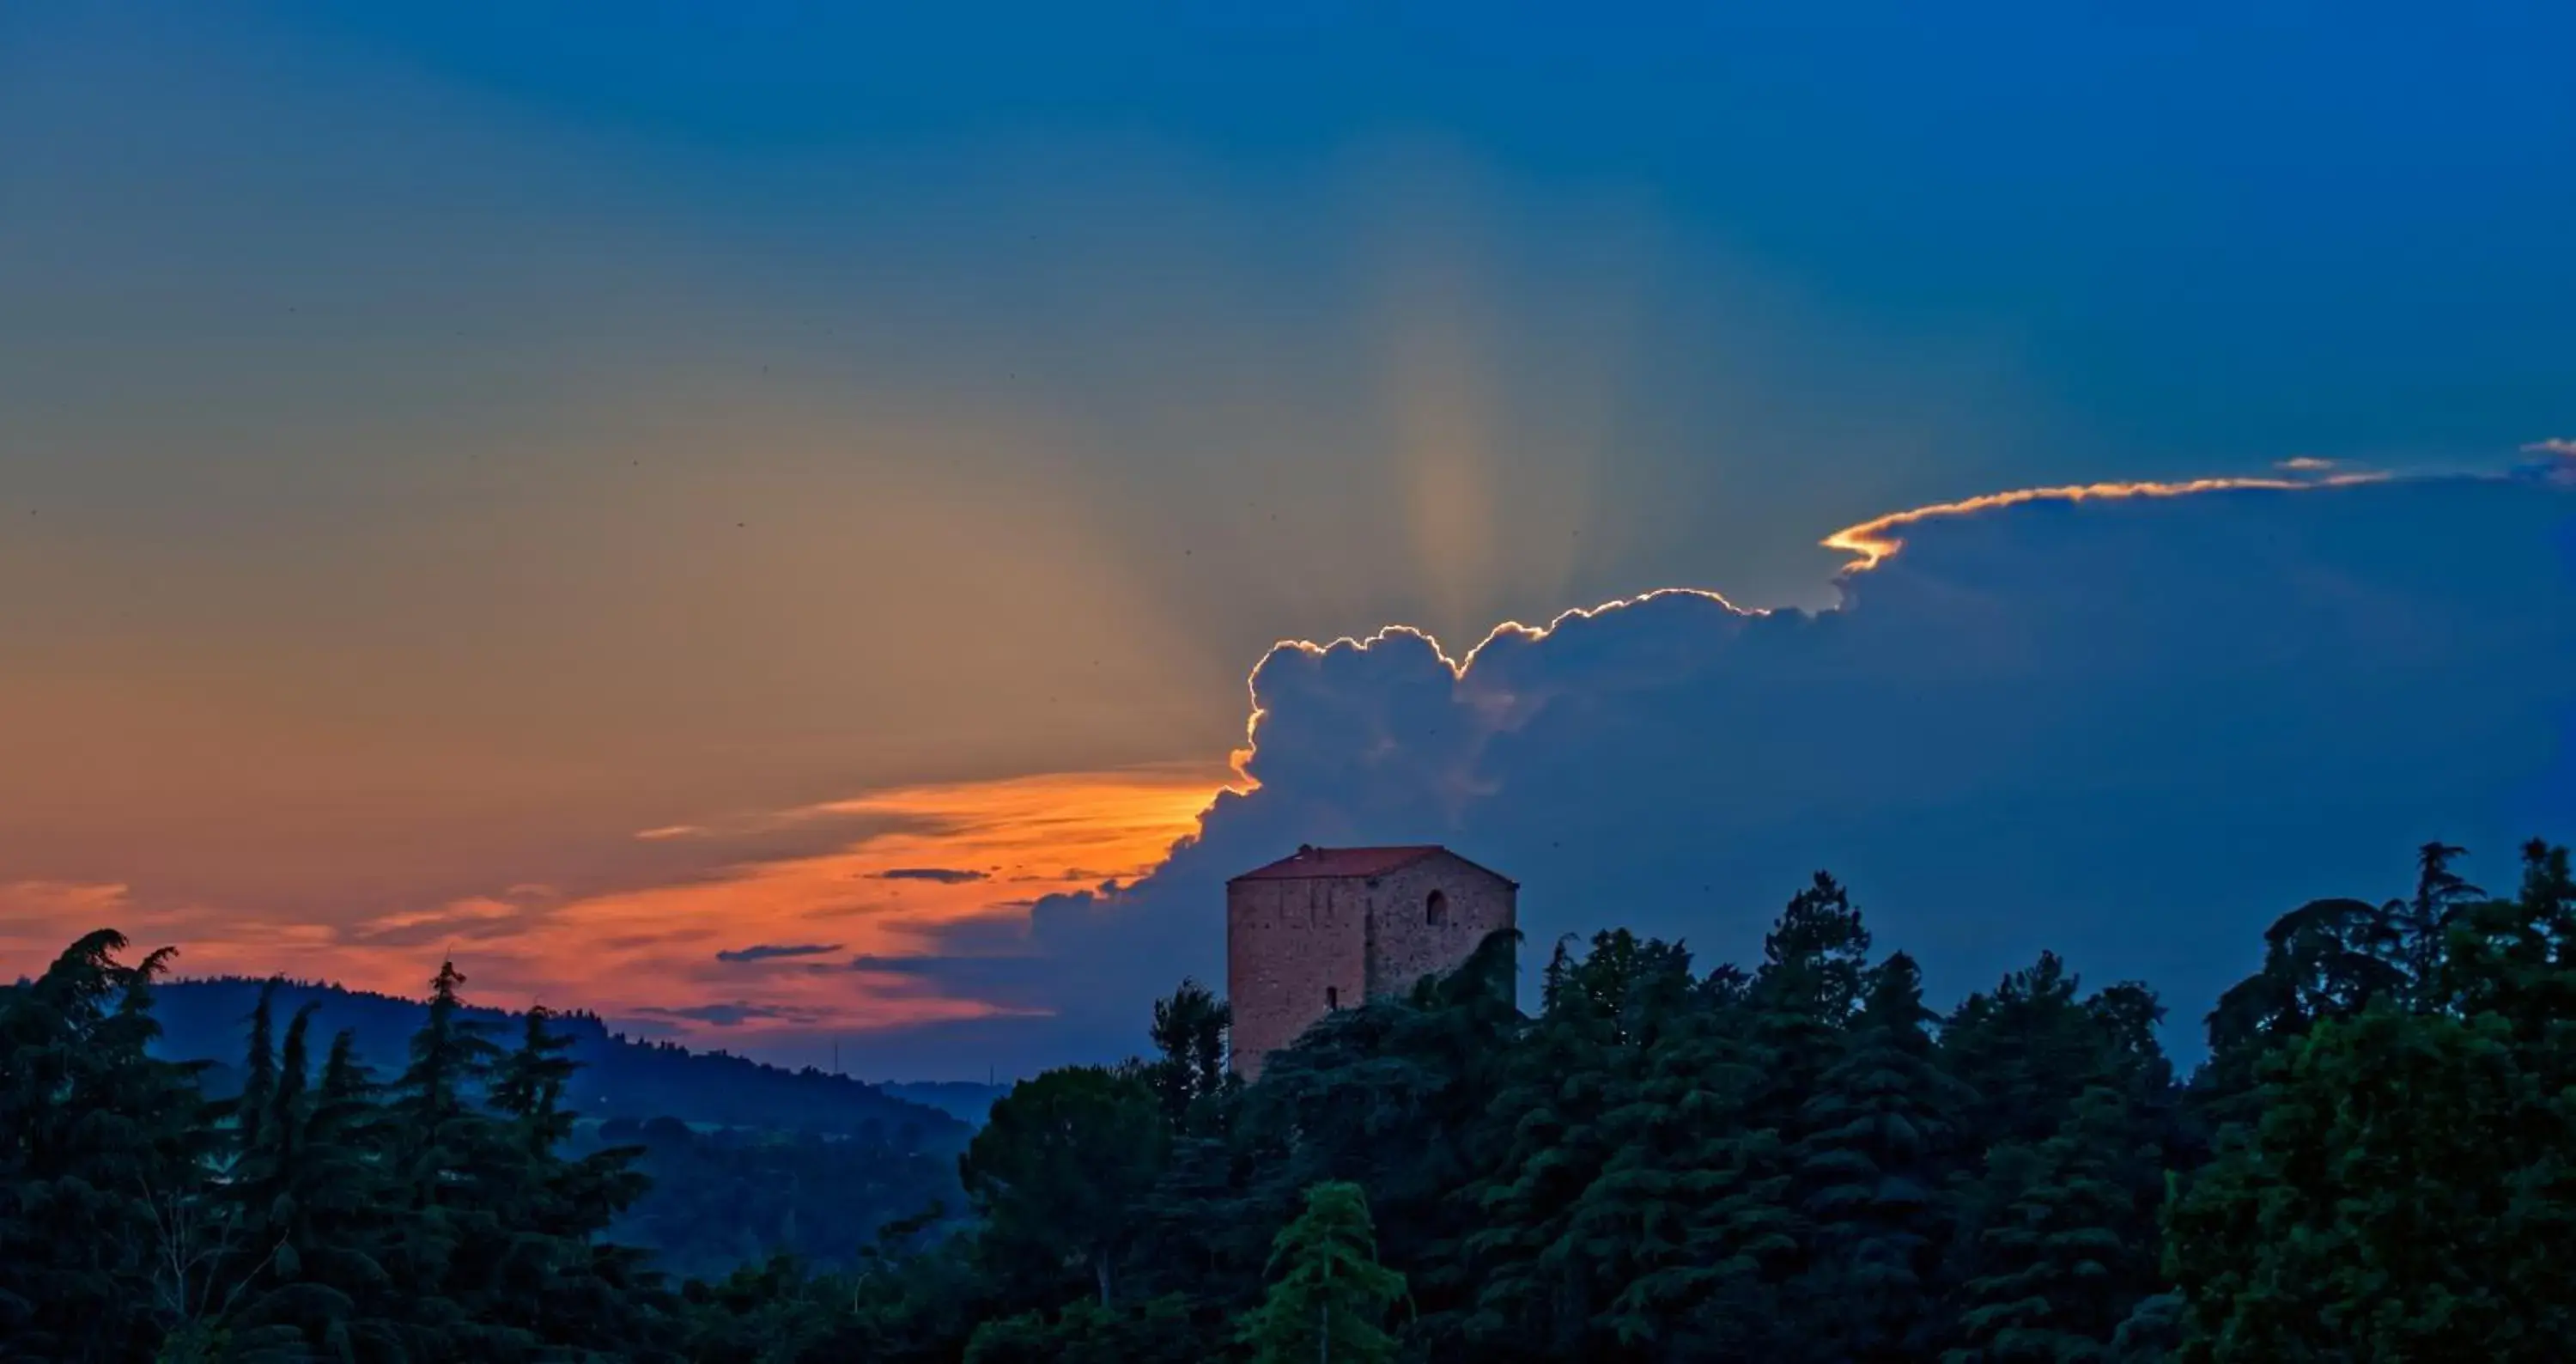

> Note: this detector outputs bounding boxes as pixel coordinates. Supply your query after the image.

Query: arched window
[1426,890,1449,927]
[1325,986,1340,1010]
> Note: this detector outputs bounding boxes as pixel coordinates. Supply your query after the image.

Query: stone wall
[1225,850,1516,1080]
[1359,853,1516,999]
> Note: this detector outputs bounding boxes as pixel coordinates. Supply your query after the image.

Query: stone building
[1224,843,1517,1080]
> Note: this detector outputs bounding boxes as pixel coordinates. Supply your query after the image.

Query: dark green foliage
[1145,978,1234,1128]
[1948,1086,2164,1361]
[961,1065,1169,1307]
[1236,1181,1407,1364]
[1793,953,1968,1361]
[2165,840,2576,1361]
[0,931,215,1361]
[965,1294,1211,1364]
[10,835,2576,1361]
[1461,929,1702,1359]
[1,945,689,1361]
[589,1116,961,1280]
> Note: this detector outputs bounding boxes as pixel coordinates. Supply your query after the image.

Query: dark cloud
[875,868,989,885]
[714,942,843,964]
[635,1001,824,1027]
[870,911,1033,960]
[885,474,2576,1068]
[847,955,938,975]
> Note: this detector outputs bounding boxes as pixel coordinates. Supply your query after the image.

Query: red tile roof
[1230,844,1449,882]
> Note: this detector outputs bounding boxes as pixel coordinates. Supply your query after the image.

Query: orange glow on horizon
[0,763,1233,1044]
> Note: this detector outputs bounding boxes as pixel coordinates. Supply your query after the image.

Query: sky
[3,5,2573,1079]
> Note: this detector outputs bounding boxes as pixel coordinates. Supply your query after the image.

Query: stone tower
[1224,843,1517,1080]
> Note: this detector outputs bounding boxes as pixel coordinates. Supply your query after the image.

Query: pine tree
[1145,979,1232,1127]
[234,979,280,1158]
[375,959,513,1355]
[1593,990,1798,1360]
[1754,872,1874,1026]
[0,931,220,1360]
[465,1002,668,1359]
[1949,1087,2160,1363]
[1238,1181,1409,1364]
[1608,873,1876,1360]
[2388,840,2483,1005]
[1792,953,1968,1361]
[1748,871,1875,1174]
[1464,931,1698,1360]
[220,1020,416,1361]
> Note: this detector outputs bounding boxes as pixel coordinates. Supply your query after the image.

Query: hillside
[149,975,967,1144]
[880,1080,1009,1126]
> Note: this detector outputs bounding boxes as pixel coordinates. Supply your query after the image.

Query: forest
[5,837,2573,1361]
[146,977,972,1142]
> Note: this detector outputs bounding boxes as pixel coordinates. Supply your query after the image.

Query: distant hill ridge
[878,1080,1011,1125]
[146,975,978,1141]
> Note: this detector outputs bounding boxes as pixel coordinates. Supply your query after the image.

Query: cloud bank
[635,1002,827,1028]
[881,470,2576,1072]
[714,942,843,964]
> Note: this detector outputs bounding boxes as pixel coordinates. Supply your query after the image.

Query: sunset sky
[5,6,2573,1078]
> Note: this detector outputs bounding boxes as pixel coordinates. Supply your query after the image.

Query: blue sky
[295,3,2576,456]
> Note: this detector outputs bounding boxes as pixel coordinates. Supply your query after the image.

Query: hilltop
[147,975,971,1141]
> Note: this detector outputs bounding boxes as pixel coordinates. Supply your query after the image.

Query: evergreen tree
[1792,953,1967,1361]
[1594,987,1797,1361]
[468,1005,667,1359]
[1949,1087,2162,1362]
[1463,931,1698,1361]
[1945,953,2132,1152]
[2386,840,2484,1005]
[222,1020,415,1361]
[0,931,218,1361]
[1146,979,1232,1127]
[9,837,2575,1364]
[1237,1181,1408,1364]
[1602,873,1876,1361]
[234,981,280,1159]
[1754,872,1874,1026]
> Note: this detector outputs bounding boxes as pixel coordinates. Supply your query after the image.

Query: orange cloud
[0,764,1233,1045]
[1820,472,2385,571]
[1255,587,1764,692]
[0,880,344,979]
